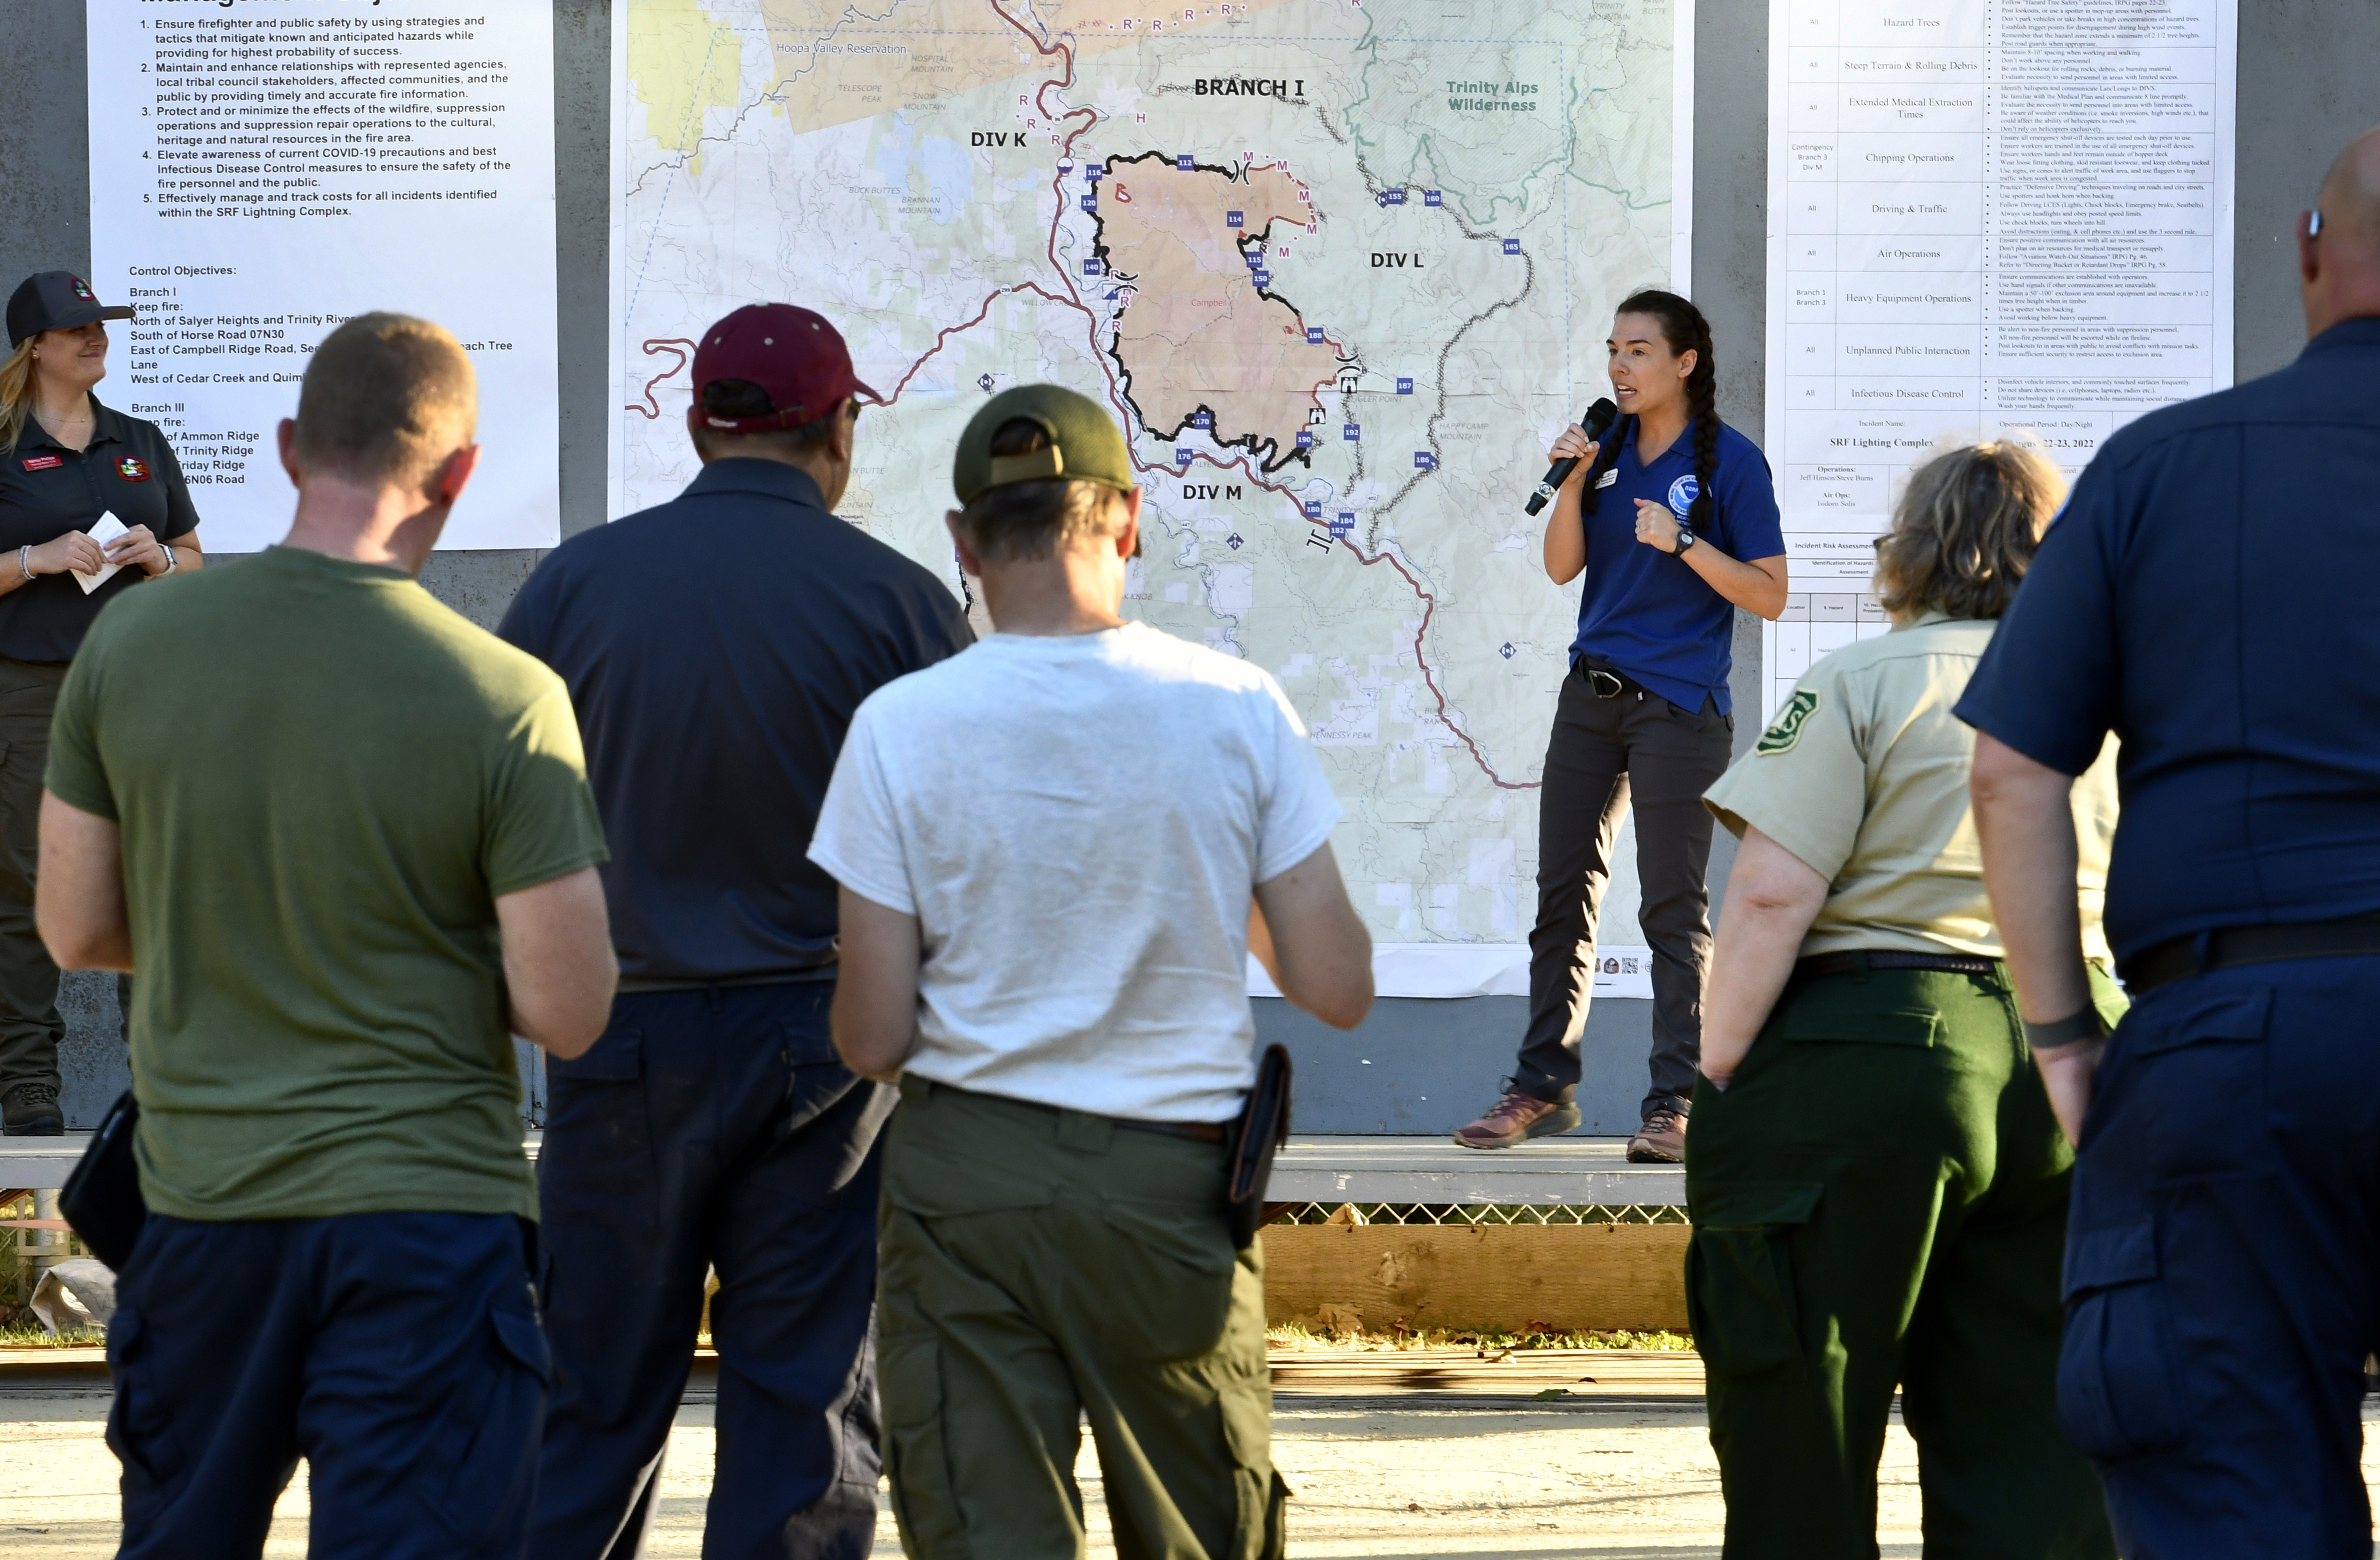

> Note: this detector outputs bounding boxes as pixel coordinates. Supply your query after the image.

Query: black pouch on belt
[1225,1044,1292,1248]
[60,1090,146,1272]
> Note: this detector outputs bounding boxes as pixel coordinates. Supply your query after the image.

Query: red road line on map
[877,282,1085,404]
[627,338,698,418]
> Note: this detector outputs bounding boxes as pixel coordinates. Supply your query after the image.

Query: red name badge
[116,456,150,483]
[20,455,62,472]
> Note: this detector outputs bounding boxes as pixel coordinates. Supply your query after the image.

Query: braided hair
[1581,289,1719,535]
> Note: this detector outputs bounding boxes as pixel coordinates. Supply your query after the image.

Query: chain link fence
[1272,1201,1689,1227]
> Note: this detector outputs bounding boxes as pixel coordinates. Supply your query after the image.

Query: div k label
[972,132,1028,147]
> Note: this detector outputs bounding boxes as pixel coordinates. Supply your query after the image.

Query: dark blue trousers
[2061,956,2380,1557]
[528,979,893,1560]
[107,1210,548,1559]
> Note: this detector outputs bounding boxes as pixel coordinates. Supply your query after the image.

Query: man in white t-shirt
[809,385,1374,1559]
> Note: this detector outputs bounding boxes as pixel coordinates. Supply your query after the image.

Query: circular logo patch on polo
[1667,474,1699,517]
[1757,689,1819,755]
[116,456,151,483]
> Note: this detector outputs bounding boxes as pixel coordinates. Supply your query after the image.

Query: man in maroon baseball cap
[499,302,970,1558]
[689,301,880,434]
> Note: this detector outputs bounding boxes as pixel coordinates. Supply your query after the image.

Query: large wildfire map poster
[611,0,1689,997]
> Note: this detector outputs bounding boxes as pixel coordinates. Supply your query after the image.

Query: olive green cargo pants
[876,1076,1286,1560]
[1685,961,2121,1560]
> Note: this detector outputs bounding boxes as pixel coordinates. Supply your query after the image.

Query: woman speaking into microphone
[1454,289,1786,1162]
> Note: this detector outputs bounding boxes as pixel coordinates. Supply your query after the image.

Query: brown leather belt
[1794,950,2001,982]
[2120,914,2380,994]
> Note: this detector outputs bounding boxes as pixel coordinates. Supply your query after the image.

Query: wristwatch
[1672,525,1697,556]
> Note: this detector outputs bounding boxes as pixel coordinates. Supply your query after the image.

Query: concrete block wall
[6,0,2377,1130]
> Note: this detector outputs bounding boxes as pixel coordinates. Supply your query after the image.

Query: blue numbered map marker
[1306,327,1324,344]
[1502,238,1520,255]
[1343,424,1360,442]
[1227,210,1244,227]
[1177,153,1194,171]
[1331,512,1354,537]
[1085,258,1103,274]
[1424,190,1443,207]
[1396,377,1413,394]
[1174,447,1192,464]
[1296,430,1314,450]
[1304,500,1322,518]
[1413,452,1434,469]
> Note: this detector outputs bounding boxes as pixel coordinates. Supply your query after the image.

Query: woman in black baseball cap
[0,272,204,1135]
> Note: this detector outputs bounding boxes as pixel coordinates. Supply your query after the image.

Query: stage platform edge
[5,1131,1687,1209]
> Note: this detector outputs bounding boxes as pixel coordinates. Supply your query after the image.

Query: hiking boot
[1453,1090,1581,1150]
[1627,1107,1686,1164]
[1,1082,63,1136]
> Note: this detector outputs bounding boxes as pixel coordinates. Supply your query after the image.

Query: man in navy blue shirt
[501,304,971,1559]
[1962,129,2380,1557]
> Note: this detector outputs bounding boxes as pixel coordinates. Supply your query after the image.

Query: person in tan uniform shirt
[1682,442,2121,1559]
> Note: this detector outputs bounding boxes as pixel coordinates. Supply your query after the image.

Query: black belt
[908,1075,1230,1144]
[1123,1118,1228,1144]
[1009,1092,1228,1144]
[1577,659,1648,701]
[1794,950,2001,982]
[2120,914,2380,994]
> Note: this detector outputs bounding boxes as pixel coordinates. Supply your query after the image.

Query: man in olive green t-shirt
[35,314,616,1560]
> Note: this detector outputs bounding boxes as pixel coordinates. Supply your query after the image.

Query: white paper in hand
[73,513,129,595]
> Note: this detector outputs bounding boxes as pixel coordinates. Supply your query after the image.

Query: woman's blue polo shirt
[1568,415,1783,715]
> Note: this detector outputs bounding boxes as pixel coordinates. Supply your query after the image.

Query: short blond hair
[1874,441,2065,622]
[293,313,476,489]
[952,416,1131,564]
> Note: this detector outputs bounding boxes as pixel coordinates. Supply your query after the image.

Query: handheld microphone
[1524,398,1620,516]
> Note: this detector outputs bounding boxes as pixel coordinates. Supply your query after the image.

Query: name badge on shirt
[1595,468,1618,489]
[21,455,62,472]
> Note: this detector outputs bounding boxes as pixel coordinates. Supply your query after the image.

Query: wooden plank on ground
[1268,1346,1703,1401]
[1263,1222,1690,1333]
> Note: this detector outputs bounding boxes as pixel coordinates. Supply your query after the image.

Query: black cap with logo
[7,272,136,350]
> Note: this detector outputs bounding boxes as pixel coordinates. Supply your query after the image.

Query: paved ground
[0,1394,1854,1557]
[4,1388,2376,1556]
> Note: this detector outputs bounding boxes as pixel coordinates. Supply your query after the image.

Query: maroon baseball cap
[690,303,880,432]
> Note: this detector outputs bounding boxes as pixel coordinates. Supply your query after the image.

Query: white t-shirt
[807,622,1342,1121]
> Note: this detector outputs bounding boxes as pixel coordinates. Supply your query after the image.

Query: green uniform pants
[876,1076,1286,1560]
[1685,962,2119,1560]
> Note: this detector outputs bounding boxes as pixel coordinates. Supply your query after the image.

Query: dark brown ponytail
[1587,289,1719,530]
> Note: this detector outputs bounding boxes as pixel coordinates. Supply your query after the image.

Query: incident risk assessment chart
[1760,0,2236,718]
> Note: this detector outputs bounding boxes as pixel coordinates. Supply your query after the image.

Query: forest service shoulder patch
[1757,689,1820,755]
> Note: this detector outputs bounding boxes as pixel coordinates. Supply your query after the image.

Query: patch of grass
[0,1321,104,1349]
[1267,1322,1692,1352]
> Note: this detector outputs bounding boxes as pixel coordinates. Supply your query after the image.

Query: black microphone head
[1584,397,1619,440]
